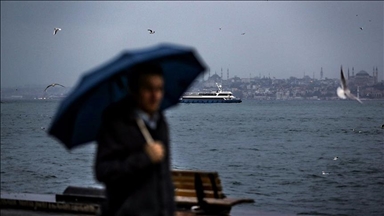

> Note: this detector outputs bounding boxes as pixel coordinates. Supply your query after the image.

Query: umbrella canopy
[48,43,206,149]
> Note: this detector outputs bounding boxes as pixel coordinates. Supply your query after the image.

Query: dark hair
[128,63,163,93]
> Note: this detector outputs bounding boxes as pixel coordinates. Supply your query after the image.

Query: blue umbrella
[48,43,206,149]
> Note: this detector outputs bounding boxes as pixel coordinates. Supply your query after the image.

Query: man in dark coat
[95,64,175,216]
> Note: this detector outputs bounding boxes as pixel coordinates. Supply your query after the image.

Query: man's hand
[145,141,165,163]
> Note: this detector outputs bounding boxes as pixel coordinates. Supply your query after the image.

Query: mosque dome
[209,74,221,80]
[356,70,370,77]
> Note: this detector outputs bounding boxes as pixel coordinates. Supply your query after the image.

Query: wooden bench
[57,170,254,215]
[173,170,254,214]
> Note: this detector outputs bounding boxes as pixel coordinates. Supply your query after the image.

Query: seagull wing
[346,92,363,104]
[44,84,53,92]
[53,28,61,35]
[55,83,65,88]
[340,67,347,90]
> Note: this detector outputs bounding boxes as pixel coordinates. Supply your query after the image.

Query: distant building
[203,74,222,88]
[348,69,378,86]
[229,76,242,83]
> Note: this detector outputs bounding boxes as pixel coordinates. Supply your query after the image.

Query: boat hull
[179,98,242,103]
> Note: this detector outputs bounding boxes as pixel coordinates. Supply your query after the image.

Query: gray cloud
[1,1,382,88]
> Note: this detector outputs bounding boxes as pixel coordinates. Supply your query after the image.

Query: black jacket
[95,98,175,216]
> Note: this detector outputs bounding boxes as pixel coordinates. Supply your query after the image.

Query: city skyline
[1,65,383,89]
[200,66,382,81]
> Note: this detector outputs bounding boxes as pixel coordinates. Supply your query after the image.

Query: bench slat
[175,196,254,207]
[172,176,221,185]
[173,182,223,191]
[172,170,219,177]
[175,189,225,199]
[63,186,104,196]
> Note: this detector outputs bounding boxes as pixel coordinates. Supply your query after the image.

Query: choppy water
[1,99,383,215]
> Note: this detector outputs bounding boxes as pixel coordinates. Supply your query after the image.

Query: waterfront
[1,99,383,215]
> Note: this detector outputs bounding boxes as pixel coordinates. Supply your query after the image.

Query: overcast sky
[1,1,383,88]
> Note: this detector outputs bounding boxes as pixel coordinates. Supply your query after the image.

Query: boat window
[198,93,216,96]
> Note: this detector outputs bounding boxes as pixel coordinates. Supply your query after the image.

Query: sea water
[1,99,383,215]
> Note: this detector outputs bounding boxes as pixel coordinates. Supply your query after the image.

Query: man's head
[128,64,164,116]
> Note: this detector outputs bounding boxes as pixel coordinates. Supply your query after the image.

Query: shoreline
[0,192,295,216]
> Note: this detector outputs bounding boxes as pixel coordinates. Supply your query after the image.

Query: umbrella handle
[136,118,154,144]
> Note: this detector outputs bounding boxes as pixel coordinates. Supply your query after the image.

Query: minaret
[376,67,379,84]
[320,67,323,80]
[348,68,350,79]
[221,68,223,80]
[227,69,229,80]
[352,67,355,77]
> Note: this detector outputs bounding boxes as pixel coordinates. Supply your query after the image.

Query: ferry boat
[179,83,242,103]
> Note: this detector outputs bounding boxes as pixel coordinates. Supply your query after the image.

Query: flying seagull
[337,66,362,104]
[359,27,363,30]
[148,29,155,34]
[241,32,245,35]
[44,83,65,92]
[53,28,61,35]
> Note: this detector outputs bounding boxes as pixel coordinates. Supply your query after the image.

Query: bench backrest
[60,170,226,202]
[172,170,225,199]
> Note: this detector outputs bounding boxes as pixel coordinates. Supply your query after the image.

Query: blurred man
[95,64,174,216]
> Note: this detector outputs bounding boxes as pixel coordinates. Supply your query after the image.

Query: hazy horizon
[1,1,383,88]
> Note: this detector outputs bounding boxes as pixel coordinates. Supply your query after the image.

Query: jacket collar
[134,109,160,130]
